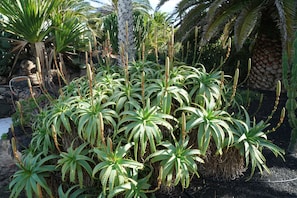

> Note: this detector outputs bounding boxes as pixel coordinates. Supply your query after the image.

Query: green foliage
[0,29,14,76]
[58,143,95,187]
[1,133,7,140]
[148,137,204,189]
[0,0,59,43]
[179,98,233,155]
[233,108,285,179]
[283,31,297,153]
[92,140,144,196]
[108,173,151,198]
[73,96,118,146]
[58,184,90,198]
[9,57,284,197]
[12,95,48,128]
[9,153,57,198]
[163,0,297,54]
[99,10,173,62]
[118,99,175,157]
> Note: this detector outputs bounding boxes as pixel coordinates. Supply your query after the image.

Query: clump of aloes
[9,52,285,197]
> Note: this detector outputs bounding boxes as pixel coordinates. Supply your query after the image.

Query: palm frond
[156,0,170,11]
[234,3,262,50]
[275,0,297,59]
[201,1,245,46]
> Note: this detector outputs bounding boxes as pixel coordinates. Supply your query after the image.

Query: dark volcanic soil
[1,90,297,198]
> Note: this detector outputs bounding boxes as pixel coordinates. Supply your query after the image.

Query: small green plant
[108,171,152,198]
[233,108,285,179]
[9,153,57,198]
[148,136,204,189]
[178,98,234,155]
[11,94,47,128]
[92,139,144,196]
[58,143,95,188]
[118,99,176,158]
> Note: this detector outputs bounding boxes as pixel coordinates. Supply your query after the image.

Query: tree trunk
[117,0,135,65]
[248,15,283,91]
[248,33,282,91]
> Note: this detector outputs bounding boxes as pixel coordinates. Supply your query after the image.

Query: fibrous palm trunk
[248,17,283,91]
[249,34,282,91]
[117,0,135,64]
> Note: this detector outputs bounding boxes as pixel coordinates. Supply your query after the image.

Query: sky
[89,0,177,13]
[148,0,177,12]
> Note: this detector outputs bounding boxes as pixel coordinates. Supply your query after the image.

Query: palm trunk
[248,16,283,91]
[117,0,135,65]
[249,33,282,91]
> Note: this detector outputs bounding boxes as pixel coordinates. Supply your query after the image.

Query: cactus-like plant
[283,31,297,153]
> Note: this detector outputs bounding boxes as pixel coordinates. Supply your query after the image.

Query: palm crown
[158,0,297,90]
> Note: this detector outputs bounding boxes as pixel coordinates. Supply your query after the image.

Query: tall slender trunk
[117,0,135,65]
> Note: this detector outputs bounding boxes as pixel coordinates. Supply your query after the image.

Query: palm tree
[158,0,297,91]
[91,0,152,64]
[0,0,93,84]
[117,0,136,63]
[0,0,60,74]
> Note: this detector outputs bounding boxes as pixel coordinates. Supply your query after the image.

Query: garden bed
[1,90,297,197]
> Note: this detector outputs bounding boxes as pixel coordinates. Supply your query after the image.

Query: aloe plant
[58,184,90,198]
[118,99,176,158]
[148,136,204,189]
[8,35,286,198]
[108,173,152,198]
[58,143,95,188]
[146,58,190,114]
[178,98,234,155]
[233,108,285,179]
[9,153,57,198]
[73,95,118,146]
[92,140,144,196]
[184,65,222,105]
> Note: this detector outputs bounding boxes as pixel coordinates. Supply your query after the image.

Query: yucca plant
[0,0,59,43]
[52,12,87,53]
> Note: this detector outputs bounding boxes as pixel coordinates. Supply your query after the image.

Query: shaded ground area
[1,89,297,197]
